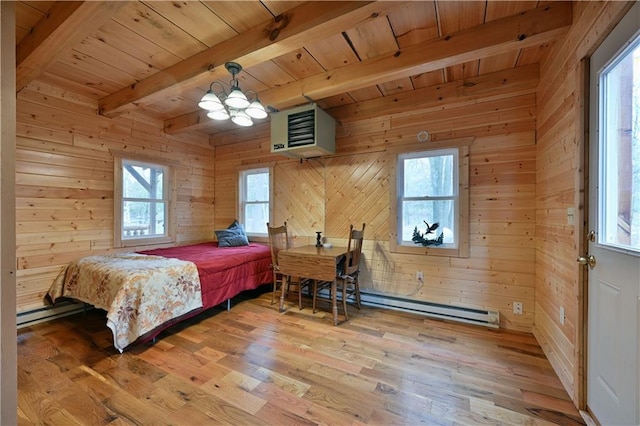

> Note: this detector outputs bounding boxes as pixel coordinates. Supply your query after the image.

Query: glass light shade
[198,91,224,111]
[231,110,253,127]
[207,109,230,120]
[245,100,268,119]
[225,87,250,109]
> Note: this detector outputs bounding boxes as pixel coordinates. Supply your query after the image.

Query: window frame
[238,166,272,239]
[595,31,640,254]
[113,152,177,248]
[390,141,470,258]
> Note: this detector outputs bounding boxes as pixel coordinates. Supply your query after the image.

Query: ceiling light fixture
[198,62,267,127]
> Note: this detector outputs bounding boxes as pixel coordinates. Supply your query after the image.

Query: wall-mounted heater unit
[271,103,336,158]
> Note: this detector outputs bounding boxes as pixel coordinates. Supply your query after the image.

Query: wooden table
[277,245,348,325]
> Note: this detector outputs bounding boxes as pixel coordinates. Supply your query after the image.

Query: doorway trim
[577,57,589,411]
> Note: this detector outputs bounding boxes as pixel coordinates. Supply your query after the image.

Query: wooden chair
[267,222,288,305]
[313,223,365,321]
[267,222,310,309]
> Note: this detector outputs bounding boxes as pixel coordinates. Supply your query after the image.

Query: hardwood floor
[17,289,585,425]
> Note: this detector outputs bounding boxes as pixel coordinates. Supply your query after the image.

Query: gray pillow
[215,220,249,247]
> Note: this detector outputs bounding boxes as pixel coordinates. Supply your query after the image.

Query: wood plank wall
[214,66,538,331]
[534,0,632,405]
[10,2,633,412]
[15,82,215,313]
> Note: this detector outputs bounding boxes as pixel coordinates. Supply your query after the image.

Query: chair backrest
[344,223,365,276]
[267,222,289,270]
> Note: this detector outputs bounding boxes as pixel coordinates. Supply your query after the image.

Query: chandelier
[198,62,268,127]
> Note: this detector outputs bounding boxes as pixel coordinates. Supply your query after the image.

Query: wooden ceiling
[15,1,571,139]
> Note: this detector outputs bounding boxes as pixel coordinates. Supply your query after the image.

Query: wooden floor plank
[254,401,318,426]
[17,289,585,425]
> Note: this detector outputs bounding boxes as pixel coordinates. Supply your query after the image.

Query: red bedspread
[139,242,272,309]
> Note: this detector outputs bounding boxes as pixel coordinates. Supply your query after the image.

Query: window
[390,144,469,257]
[239,167,270,237]
[114,155,176,247]
[597,32,640,253]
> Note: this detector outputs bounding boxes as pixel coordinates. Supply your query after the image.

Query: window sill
[248,235,269,244]
[390,243,468,258]
[117,235,175,248]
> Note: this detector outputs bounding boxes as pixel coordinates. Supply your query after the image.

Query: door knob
[576,255,596,268]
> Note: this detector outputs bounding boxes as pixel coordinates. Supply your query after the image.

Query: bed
[47,242,273,352]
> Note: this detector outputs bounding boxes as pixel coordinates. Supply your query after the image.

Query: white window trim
[113,152,177,248]
[595,29,640,254]
[389,141,470,258]
[238,165,272,239]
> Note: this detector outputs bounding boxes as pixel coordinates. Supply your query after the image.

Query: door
[587,4,640,425]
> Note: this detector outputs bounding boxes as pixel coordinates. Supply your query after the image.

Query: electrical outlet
[416,271,424,282]
[513,302,523,315]
[560,306,565,325]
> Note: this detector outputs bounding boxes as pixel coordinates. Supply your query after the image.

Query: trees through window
[114,155,175,247]
[239,167,270,236]
[390,144,469,257]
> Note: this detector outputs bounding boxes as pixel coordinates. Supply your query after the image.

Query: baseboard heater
[19,291,500,329]
[316,289,500,328]
[17,301,90,329]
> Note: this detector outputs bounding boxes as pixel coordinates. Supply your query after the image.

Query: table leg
[332,279,338,326]
[279,276,288,313]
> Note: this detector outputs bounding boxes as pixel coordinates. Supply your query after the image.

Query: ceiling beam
[209,64,540,147]
[260,2,571,109]
[330,64,539,124]
[165,1,571,135]
[16,1,126,92]
[99,1,400,117]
